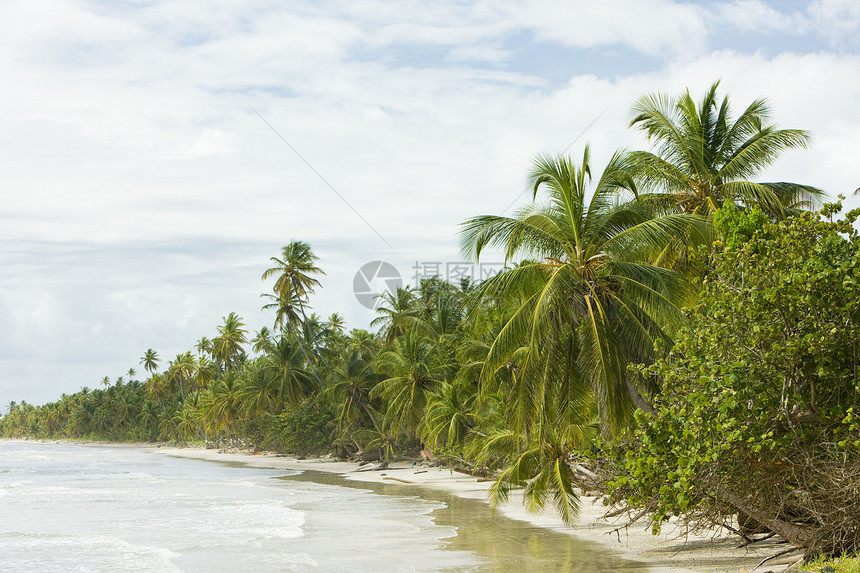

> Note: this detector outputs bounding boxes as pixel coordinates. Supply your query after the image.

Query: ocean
[0,441,642,572]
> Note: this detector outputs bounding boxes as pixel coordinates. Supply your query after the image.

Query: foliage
[609,204,860,555]
[269,395,337,456]
[626,80,823,219]
[806,555,860,573]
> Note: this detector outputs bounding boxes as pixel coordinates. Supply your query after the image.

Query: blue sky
[2,0,859,405]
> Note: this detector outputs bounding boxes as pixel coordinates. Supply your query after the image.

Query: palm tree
[421,380,477,450]
[371,331,453,439]
[237,361,277,417]
[211,312,248,372]
[261,241,326,387]
[262,241,324,300]
[371,287,417,344]
[626,80,823,219]
[462,148,700,429]
[140,349,160,375]
[167,352,197,402]
[196,337,213,357]
[251,327,273,354]
[327,347,383,437]
[460,148,702,522]
[262,336,314,409]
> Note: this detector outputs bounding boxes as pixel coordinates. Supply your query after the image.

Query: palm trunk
[625,377,655,414]
[288,321,325,390]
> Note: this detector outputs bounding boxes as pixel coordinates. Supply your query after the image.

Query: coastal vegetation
[3,82,857,560]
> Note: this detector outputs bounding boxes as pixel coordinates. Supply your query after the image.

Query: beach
[147,445,797,573]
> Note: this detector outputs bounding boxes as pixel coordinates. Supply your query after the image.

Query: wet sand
[145,446,792,573]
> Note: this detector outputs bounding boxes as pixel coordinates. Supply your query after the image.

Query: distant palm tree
[327,347,383,436]
[371,287,417,344]
[167,352,197,402]
[261,241,326,388]
[371,331,453,439]
[262,336,314,409]
[262,241,324,300]
[251,327,273,354]
[626,80,823,219]
[211,312,248,371]
[140,349,160,375]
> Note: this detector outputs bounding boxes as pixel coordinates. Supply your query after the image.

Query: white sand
[143,446,797,573]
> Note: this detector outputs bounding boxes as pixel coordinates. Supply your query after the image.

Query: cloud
[715,0,808,34]
[1,0,859,405]
[808,0,860,43]
[503,0,709,57]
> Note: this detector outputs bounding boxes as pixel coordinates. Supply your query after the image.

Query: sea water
[0,441,643,572]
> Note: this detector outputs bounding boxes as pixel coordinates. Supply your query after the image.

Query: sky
[2,0,859,406]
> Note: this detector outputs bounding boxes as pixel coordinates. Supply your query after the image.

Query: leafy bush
[610,204,860,556]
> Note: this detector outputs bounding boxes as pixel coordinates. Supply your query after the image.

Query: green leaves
[627,80,823,219]
[612,204,860,551]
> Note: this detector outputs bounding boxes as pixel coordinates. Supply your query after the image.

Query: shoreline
[4,439,795,572]
[140,444,790,573]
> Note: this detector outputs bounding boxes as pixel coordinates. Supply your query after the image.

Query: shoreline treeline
[3,82,858,558]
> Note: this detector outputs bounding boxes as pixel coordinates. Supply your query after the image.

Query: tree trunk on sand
[715,485,814,549]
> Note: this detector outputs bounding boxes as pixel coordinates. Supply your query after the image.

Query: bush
[610,204,860,556]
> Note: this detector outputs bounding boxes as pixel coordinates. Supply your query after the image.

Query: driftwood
[382,477,415,484]
[354,461,389,472]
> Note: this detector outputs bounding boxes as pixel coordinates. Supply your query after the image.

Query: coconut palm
[626,80,823,219]
[211,312,248,372]
[251,327,273,354]
[460,148,702,522]
[327,348,383,436]
[262,336,314,409]
[140,349,160,376]
[261,241,326,388]
[421,379,477,450]
[167,352,197,402]
[371,287,417,344]
[462,147,700,430]
[261,241,324,301]
[371,331,454,439]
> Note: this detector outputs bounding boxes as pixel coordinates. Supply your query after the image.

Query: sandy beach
[141,445,800,573]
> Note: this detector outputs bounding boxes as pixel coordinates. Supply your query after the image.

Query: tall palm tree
[251,327,273,354]
[167,352,197,402]
[261,241,324,301]
[261,241,326,387]
[327,347,383,436]
[460,148,702,522]
[462,147,700,430]
[626,80,823,219]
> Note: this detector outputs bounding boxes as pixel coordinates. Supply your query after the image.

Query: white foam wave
[0,532,182,573]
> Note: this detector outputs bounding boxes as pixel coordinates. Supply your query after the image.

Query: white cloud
[1,0,859,405]
[503,0,709,57]
[716,0,808,34]
[808,0,860,42]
